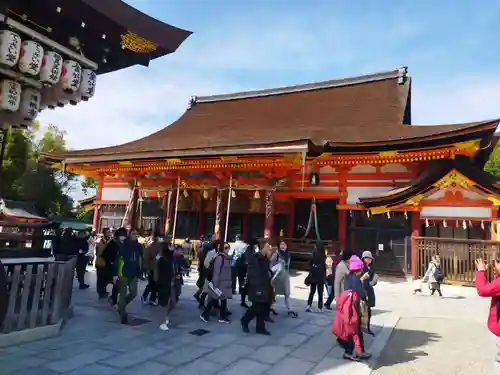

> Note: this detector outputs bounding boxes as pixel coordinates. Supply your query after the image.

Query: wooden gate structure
[413,236,498,286]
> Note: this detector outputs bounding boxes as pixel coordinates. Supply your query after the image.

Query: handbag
[304,273,312,287]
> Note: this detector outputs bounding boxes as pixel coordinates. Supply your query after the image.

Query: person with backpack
[156,240,175,331]
[424,254,444,296]
[200,242,232,323]
[332,255,371,361]
[475,255,500,373]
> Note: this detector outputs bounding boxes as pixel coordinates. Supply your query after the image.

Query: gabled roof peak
[195,67,409,104]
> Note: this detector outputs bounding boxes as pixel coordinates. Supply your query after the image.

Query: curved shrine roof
[55,68,499,161]
[359,156,500,209]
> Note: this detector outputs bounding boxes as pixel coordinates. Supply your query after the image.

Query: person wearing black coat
[75,231,90,290]
[306,243,327,312]
[240,239,272,335]
[156,241,175,331]
[102,229,125,305]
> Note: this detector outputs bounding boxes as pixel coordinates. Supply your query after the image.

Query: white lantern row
[0,29,96,104]
[0,79,41,120]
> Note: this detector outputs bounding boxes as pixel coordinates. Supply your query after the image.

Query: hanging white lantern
[386,212,391,219]
[0,30,21,67]
[425,218,429,228]
[61,60,82,93]
[404,211,408,220]
[202,190,209,199]
[18,40,44,76]
[0,79,21,111]
[40,51,63,84]
[462,220,467,230]
[367,210,371,218]
[443,220,447,228]
[231,189,236,198]
[19,88,41,120]
[183,190,188,198]
[481,220,485,230]
[78,69,96,100]
[253,190,260,199]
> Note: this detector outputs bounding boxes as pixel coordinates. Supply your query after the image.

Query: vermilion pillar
[92,174,104,232]
[287,197,295,237]
[126,187,139,230]
[411,210,421,277]
[264,189,275,238]
[338,209,347,250]
[214,189,223,240]
[198,194,205,238]
[163,190,174,236]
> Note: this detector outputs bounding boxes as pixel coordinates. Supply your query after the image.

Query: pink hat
[349,255,364,271]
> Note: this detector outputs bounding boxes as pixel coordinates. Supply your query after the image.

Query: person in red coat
[475,256,500,373]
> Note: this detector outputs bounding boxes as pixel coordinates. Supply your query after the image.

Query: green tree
[1,122,76,217]
[81,177,98,195]
[484,145,500,177]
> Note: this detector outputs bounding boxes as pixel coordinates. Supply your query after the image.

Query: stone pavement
[0,269,494,375]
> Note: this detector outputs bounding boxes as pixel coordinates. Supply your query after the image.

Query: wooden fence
[1,258,76,333]
[413,236,499,285]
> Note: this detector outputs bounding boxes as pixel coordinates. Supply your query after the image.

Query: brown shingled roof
[58,68,498,161]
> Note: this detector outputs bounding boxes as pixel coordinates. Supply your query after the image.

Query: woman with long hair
[271,240,298,317]
[306,242,327,312]
[475,254,500,373]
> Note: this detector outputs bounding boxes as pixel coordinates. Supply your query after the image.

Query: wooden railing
[414,236,499,285]
[1,258,76,333]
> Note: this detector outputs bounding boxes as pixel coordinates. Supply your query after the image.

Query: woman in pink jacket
[475,256,500,373]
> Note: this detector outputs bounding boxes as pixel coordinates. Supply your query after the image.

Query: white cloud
[36,0,500,203]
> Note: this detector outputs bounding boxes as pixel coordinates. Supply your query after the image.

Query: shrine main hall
[47,67,500,275]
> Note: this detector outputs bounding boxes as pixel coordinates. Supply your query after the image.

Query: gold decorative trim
[120,31,157,53]
[433,170,474,189]
[454,140,480,154]
[370,206,390,215]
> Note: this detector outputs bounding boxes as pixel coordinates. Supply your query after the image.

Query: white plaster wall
[380,164,408,173]
[421,206,492,219]
[319,166,336,173]
[347,186,393,204]
[101,187,132,201]
[349,165,377,174]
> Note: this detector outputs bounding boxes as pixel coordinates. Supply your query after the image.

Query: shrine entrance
[349,211,412,275]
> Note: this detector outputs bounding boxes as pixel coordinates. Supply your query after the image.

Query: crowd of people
[59,226,500,366]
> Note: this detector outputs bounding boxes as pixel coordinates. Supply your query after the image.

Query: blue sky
[38,0,500,198]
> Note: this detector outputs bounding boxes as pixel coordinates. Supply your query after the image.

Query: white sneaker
[159,320,169,331]
[305,305,312,312]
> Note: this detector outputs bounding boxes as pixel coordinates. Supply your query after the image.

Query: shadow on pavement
[372,326,441,370]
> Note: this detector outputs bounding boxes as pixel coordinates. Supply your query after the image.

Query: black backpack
[434,265,444,282]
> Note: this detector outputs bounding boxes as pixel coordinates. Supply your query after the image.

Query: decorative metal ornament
[481,220,485,230]
[309,172,320,186]
[462,220,467,230]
